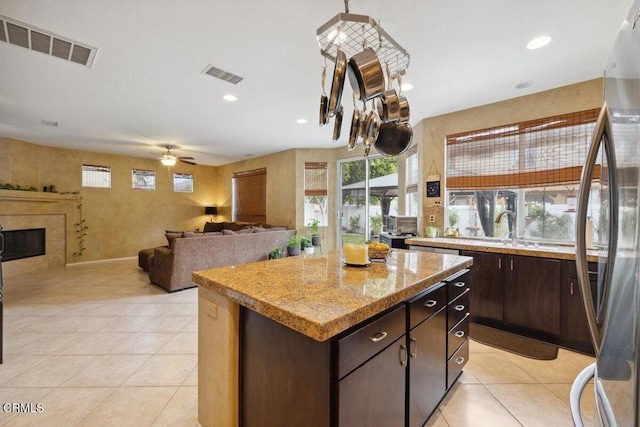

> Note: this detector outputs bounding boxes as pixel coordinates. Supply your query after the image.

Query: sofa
[146,223,295,292]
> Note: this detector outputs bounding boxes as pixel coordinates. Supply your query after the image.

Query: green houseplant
[267,246,282,260]
[287,235,301,256]
[308,219,321,246]
[300,235,314,255]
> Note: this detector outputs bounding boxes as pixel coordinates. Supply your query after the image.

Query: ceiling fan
[157,145,196,166]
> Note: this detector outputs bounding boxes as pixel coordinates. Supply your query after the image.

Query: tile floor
[0,258,597,426]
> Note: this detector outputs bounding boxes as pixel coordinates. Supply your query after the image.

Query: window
[304,162,328,227]
[405,145,419,217]
[82,164,111,188]
[446,109,600,242]
[132,169,155,190]
[232,168,266,223]
[173,173,193,192]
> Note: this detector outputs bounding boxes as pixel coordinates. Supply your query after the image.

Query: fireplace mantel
[0,189,81,203]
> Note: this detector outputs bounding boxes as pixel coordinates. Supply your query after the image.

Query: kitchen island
[193,249,472,427]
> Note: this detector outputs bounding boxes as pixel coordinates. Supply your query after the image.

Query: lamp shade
[205,206,218,215]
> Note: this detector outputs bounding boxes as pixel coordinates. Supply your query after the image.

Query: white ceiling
[0,0,634,166]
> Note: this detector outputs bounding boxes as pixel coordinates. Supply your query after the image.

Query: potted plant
[300,236,314,255]
[267,246,282,260]
[286,235,301,256]
[308,219,321,246]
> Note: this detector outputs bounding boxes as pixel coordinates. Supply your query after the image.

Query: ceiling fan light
[161,156,177,166]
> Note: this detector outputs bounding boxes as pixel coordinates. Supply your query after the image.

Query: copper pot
[374,122,413,157]
[328,49,347,117]
[347,48,386,102]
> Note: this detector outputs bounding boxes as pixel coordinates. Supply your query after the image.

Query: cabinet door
[408,308,446,427]
[503,256,562,335]
[338,336,406,427]
[461,251,503,321]
[563,278,598,347]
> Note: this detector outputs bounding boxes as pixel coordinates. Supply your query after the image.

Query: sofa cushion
[204,222,224,232]
[182,231,204,238]
[204,231,223,236]
[252,226,268,233]
[222,229,236,235]
[222,222,247,231]
[165,232,183,247]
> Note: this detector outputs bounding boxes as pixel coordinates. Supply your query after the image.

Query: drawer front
[447,271,470,302]
[566,261,598,281]
[447,314,469,357]
[447,289,470,332]
[447,338,469,389]
[408,283,446,329]
[338,305,406,379]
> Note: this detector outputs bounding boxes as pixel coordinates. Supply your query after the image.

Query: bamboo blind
[446,109,601,190]
[232,168,266,223]
[304,162,328,197]
[405,144,418,193]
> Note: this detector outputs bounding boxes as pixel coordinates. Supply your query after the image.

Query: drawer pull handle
[455,356,465,365]
[369,331,388,343]
[424,300,437,308]
[410,337,417,358]
[454,331,465,338]
[453,281,465,288]
[400,344,408,367]
[454,304,465,312]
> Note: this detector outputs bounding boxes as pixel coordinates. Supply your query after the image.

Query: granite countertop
[193,249,472,342]
[405,237,599,263]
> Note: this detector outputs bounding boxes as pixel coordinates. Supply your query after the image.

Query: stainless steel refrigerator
[572,1,640,425]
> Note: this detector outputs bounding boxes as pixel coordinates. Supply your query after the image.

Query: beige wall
[417,78,604,234]
[0,137,217,263]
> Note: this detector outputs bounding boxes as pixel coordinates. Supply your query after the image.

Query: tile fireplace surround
[0,190,80,277]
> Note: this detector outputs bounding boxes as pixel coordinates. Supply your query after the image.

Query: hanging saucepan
[380,89,400,123]
[328,49,347,117]
[374,122,413,157]
[397,96,410,124]
[319,66,329,126]
[333,105,344,141]
[347,47,386,102]
[363,109,381,157]
[347,108,361,151]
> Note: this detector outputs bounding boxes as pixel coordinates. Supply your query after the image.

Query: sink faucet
[495,210,519,246]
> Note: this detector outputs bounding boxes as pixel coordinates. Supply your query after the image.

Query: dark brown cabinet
[461,250,562,338]
[446,272,470,389]
[561,261,598,354]
[407,284,447,427]
[503,255,562,336]
[460,251,503,321]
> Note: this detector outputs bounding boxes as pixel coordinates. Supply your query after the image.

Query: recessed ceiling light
[222,94,237,102]
[297,118,308,124]
[40,119,58,127]
[400,82,414,92]
[526,36,552,50]
[516,81,535,89]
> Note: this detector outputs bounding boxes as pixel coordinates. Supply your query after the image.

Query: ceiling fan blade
[179,159,197,165]
[178,156,195,160]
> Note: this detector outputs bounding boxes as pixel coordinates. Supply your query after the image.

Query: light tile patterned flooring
[0,258,597,426]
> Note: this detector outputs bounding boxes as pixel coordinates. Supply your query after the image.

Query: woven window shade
[446,109,601,190]
[405,145,418,193]
[232,168,266,223]
[304,162,328,197]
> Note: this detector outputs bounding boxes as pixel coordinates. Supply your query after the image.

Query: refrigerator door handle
[576,102,618,357]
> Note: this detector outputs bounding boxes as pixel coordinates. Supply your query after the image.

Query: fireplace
[2,228,46,261]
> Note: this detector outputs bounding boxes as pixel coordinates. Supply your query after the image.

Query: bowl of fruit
[368,241,390,261]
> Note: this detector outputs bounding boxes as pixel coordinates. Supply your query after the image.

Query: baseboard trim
[66,256,137,267]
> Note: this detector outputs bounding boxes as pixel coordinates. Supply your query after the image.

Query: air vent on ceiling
[0,15,98,68]
[202,65,244,84]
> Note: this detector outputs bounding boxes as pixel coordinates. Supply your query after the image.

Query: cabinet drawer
[447,289,470,332]
[566,261,598,281]
[408,283,446,329]
[447,314,469,358]
[447,338,469,389]
[338,305,406,379]
[447,271,470,302]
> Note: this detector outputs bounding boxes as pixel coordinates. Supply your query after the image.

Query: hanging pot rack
[316,0,410,79]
